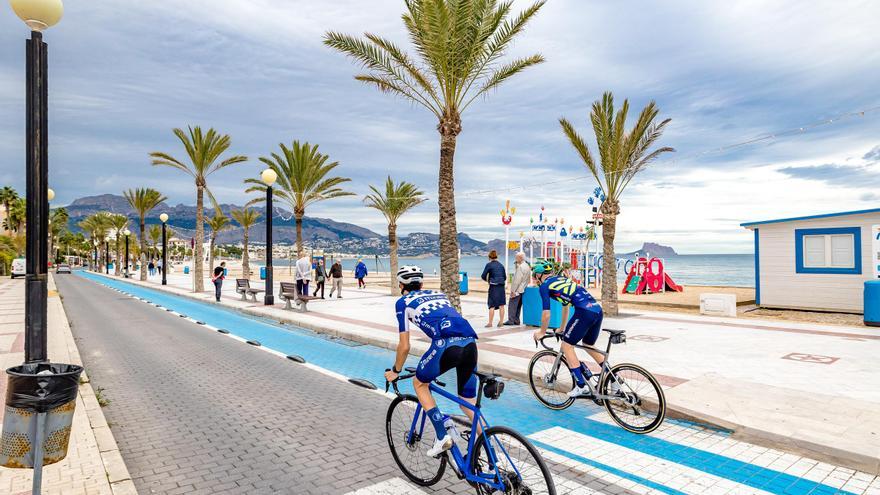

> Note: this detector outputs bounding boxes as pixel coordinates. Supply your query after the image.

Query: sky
[1,0,878,253]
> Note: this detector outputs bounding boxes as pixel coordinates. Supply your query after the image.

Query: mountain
[63,194,490,256]
[622,242,677,257]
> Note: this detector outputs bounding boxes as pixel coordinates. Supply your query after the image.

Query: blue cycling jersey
[538,275,597,310]
[395,290,477,340]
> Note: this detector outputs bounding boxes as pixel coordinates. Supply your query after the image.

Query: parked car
[56,263,71,274]
[11,258,25,279]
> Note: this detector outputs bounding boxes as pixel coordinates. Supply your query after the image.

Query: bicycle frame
[541,334,631,403]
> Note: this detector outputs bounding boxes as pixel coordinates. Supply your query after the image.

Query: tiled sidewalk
[0,275,135,495]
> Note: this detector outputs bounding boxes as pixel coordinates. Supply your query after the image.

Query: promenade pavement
[126,271,879,474]
[72,270,880,494]
[0,275,135,495]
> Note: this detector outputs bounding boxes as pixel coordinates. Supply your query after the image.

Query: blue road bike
[385,368,556,494]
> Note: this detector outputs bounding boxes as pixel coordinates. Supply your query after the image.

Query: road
[56,274,485,494]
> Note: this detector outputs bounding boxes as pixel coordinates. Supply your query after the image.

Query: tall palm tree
[148,224,162,259]
[364,177,426,295]
[559,92,674,315]
[324,0,546,308]
[124,188,167,281]
[49,207,68,264]
[245,141,353,256]
[80,212,111,271]
[0,187,19,235]
[206,213,230,272]
[150,126,247,291]
[5,198,25,234]
[106,213,129,276]
[231,208,260,279]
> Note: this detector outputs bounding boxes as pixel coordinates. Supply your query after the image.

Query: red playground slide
[663,272,683,292]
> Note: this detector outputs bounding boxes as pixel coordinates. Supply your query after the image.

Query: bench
[279,281,319,312]
[236,278,264,302]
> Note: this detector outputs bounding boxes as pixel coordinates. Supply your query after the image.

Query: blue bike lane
[76,271,867,495]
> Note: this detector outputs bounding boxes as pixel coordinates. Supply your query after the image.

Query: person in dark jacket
[211,261,226,302]
[328,260,343,298]
[354,259,368,289]
[481,250,506,327]
[313,259,327,299]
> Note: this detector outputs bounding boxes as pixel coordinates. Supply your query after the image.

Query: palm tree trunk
[194,185,205,292]
[242,230,250,278]
[600,202,620,316]
[209,235,215,273]
[438,116,462,310]
[115,239,121,276]
[388,222,398,296]
[295,213,304,258]
[139,218,147,281]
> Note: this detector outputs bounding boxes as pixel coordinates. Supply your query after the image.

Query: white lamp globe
[159,213,169,223]
[9,0,64,31]
[46,188,54,201]
[261,168,277,186]
[123,229,130,236]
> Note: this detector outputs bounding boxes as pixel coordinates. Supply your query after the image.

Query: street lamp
[261,168,277,305]
[123,229,131,278]
[160,213,168,285]
[13,0,63,365]
[104,237,109,275]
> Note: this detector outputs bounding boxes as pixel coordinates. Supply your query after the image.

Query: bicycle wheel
[600,363,666,434]
[528,350,575,410]
[470,426,556,495]
[385,394,446,486]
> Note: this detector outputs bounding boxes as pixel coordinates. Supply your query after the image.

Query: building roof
[740,207,880,228]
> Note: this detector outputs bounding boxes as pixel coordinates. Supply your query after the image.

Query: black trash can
[0,362,83,469]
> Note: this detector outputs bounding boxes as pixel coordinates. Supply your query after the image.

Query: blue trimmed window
[794,227,861,275]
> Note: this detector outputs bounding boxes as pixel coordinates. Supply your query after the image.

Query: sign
[873,224,880,279]
[592,213,604,220]
[507,241,519,250]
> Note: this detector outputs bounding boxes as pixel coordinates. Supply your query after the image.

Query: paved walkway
[131,271,880,474]
[72,270,880,494]
[0,275,134,495]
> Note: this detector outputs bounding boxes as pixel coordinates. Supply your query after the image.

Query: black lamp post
[104,240,109,274]
[261,169,277,305]
[160,213,168,285]
[123,229,130,278]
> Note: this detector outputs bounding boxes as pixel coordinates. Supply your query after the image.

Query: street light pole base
[264,295,274,306]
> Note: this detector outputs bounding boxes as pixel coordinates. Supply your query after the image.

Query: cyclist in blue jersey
[384,265,479,458]
[531,261,605,398]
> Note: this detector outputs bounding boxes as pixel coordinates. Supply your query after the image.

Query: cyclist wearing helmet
[384,265,479,458]
[531,261,605,398]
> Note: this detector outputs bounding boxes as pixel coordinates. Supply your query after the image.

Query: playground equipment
[621,257,683,294]
[500,200,515,275]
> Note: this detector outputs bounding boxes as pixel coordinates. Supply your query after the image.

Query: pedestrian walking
[148,260,155,277]
[212,261,226,302]
[504,252,531,325]
[295,253,312,298]
[328,260,343,298]
[313,259,327,299]
[354,258,368,289]
[481,250,507,328]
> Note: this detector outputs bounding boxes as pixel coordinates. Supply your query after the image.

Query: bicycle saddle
[473,370,501,382]
[603,328,626,336]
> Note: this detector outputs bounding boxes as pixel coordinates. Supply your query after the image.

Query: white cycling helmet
[397,265,424,284]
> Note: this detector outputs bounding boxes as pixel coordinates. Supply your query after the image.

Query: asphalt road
[56,274,477,494]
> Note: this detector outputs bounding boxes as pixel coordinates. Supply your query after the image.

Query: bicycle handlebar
[537,331,561,351]
[384,368,445,395]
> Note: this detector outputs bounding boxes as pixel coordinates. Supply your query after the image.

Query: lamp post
[261,168,277,305]
[14,0,62,364]
[104,238,109,274]
[160,213,168,285]
[123,229,130,278]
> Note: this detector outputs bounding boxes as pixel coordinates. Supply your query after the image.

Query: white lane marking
[529,427,776,495]
[344,477,428,494]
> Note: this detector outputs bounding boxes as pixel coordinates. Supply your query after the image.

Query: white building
[741,208,880,313]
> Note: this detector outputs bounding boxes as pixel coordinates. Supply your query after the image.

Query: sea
[270,254,755,287]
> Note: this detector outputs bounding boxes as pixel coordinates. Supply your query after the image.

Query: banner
[873,224,880,279]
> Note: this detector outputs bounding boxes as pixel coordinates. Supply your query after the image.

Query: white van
[11,258,25,279]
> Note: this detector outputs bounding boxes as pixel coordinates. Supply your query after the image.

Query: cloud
[864,145,880,162]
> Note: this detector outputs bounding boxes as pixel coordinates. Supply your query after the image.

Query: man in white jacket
[295,253,312,298]
[504,252,531,325]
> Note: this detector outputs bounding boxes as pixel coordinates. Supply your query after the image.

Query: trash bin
[865,281,880,327]
[459,271,468,295]
[183,266,190,275]
[1,362,83,469]
[260,266,267,280]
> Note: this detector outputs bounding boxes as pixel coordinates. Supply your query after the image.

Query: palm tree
[79,213,111,271]
[559,92,674,315]
[150,126,247,291]
[245,141,353,256]
[148,225,162,259]
[103,213,128,276]
[364,177,426,295]
[231,208,260,279]
[5,198,25,234]
[0,187,19,235]
[324,0,546,308]
[49,207,69,264]
[124,188,167,281]
[205,213,230,272]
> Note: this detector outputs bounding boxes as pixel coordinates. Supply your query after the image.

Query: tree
[245,141,353,256]
[148,224,161,259]
[559,92,674,315]
[79,213,110,271]
[4,198,25,234]
[150,126,247,291]
[364,176,426,294]
[124,188,167,281]
[0,187,19,235]
[205,212,230,272]
[105,213,129,276]
[231,208,260,279]
[324,0,546,308]
[49,207,69,263]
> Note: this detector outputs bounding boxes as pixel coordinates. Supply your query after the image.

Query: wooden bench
[279,281,319,312]
[236,278,264,302]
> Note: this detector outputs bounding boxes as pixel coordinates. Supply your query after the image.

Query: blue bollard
[865,281,880,327]
[459,271,468,295]
[260,266,267,280]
